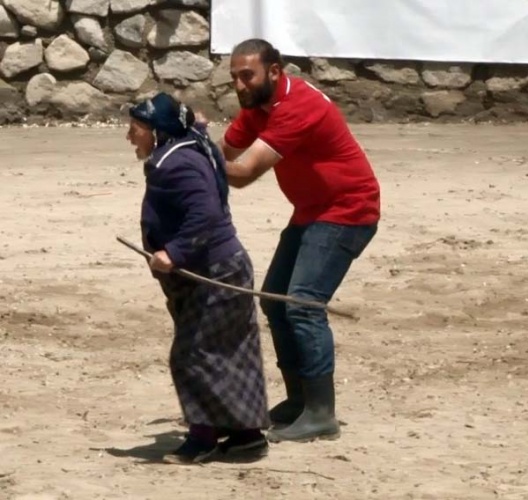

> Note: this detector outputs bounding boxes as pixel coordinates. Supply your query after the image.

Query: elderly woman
[126,92,269,463]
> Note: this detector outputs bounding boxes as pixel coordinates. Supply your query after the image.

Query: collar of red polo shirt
[270,74,292,109]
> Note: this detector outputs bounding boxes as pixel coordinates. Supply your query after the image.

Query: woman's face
[126,118,155,160]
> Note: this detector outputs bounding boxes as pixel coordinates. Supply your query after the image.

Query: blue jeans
[260,222,377,379]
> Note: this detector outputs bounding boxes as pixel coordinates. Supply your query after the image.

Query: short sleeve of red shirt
[259,95,328,158]
[224,109,258,149]
[258,109,306,157]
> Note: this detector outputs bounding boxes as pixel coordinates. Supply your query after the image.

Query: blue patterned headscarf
[129,92,229,209]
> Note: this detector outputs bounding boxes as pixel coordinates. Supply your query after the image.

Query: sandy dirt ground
[0,122,527,500]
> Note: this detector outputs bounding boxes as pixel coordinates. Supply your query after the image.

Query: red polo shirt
[224,75,380,226]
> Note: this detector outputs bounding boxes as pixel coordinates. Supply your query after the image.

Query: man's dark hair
[232,38,285,69]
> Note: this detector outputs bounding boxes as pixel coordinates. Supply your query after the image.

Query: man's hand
[149,250,174,273]
[226,139,281,188]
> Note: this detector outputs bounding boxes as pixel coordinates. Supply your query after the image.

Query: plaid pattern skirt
[158,250,270,430]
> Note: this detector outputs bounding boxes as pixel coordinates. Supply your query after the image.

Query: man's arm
[219,136,247,162]
[224,139,282,188]
[197,111,278,188]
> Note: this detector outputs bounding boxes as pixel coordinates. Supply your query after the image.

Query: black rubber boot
[269,370,304,425]
[267,373,340,442]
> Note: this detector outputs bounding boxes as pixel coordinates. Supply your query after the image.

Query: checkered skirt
[158,250,270,430]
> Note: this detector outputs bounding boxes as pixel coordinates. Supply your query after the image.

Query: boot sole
[216,447,269,463]
[163,443,269,464]
[267,429,341,443]
[216,437,269,463]
[163,446,218,464]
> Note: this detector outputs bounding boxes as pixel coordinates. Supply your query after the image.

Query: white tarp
[210,0,528,63]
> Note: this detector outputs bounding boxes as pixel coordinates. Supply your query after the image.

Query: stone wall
[1,0,527,125]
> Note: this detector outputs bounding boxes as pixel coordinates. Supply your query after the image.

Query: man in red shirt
[220,39,380,443]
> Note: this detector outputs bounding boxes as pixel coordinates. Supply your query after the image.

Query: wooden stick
[116,236,357,319]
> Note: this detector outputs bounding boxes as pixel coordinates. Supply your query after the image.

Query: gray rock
[472,109,496,123]
[49,81,112,115]
[147,10,208,49]
[26,72,56,106]
[491,89,528,104]
[365,63,421,85]
[0,102,24,124]
[3,0,64,31]
[170,0,209,7]
[114,14,145,48]
[384,90,423,115]
[422,63,472,89]
[217,91,239,118]
[482,103,528,122]
[455,99,485,117]
[153,50,213,83]
[284,63,302,76]
[485,77,528,93]
[464,81,488,100]
[93,49,149,92]
[0,5,19,39]
[134,88,158,103]
[311,58,356,82]
[421,90,466,117]
[110,0,150,14]
[72,15,108,51]
[0,78,18,101]
[0,78,24,124]
[357,100,387,123]
[340,79,392,103]
[211,56,231,87]
[65,0,110,17]
[173,81,216,115]
[20,25,37,38]
[45,35,90,72]
[88,46,108,62]
[0,39,43,78]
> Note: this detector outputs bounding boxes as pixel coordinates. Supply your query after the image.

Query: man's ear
[268,63,282,82]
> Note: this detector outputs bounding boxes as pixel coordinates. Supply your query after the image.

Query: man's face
[230,53,280,109]
[126,118,155,160]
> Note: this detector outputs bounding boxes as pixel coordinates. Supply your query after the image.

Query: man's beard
[237,76,275,109]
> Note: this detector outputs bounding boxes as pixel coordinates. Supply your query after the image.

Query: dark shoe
[269,370,304,425]
[216,427,230,439]
[217,430,269,463]
[164,435,217,464]
[268,373,340,443]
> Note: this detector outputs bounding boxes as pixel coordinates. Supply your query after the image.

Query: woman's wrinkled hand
[149,250,174,273]
[194,111,209,128]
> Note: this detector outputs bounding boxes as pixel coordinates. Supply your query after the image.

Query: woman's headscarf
[129,92,229,209]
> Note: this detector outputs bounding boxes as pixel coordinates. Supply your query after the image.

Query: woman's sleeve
[156,163,217,267]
